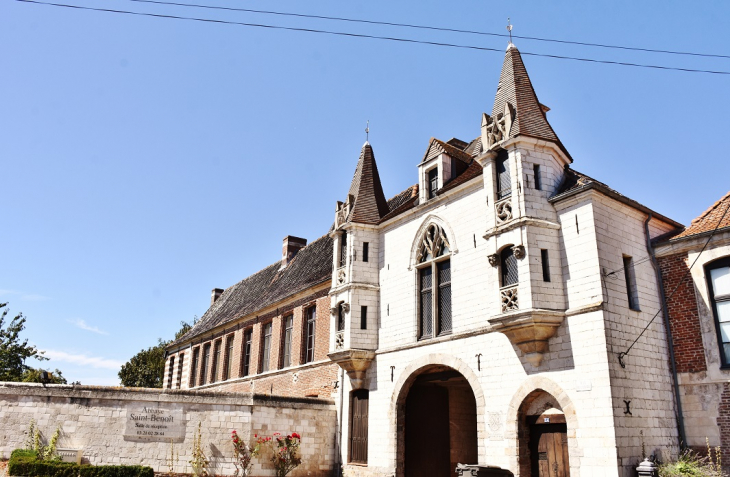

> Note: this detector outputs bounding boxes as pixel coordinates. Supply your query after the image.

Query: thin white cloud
[44,350,124,370]
[68,318,109,335]
[0,289,19,296]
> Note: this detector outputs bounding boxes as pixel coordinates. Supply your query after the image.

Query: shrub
[659,447,726,477]
[8,450,154,477]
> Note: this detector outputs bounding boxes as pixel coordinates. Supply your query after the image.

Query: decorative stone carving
[330,302,350,315]
[334,194,354,229]
[337,269,346,285]
[335,331,345,350]
[341,303,350,313]
[495,198,513,224]
[416,224,451,263]
[512,244,526,260]
[488,310,565,367]
[328,349,375,390]
[501,285,519,312]
[488,254,499,267]
[481,103,515,150]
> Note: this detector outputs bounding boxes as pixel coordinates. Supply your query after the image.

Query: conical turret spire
[483,45,570,160]
[345,142,389,225]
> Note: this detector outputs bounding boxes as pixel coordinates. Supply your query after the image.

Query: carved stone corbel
[512,244,526,260]
[330,302,350,315]
[488,254,499,267]
[328,349,375,390]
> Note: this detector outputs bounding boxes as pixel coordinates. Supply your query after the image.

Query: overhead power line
[14,0,730,75]
[125,0,730,60]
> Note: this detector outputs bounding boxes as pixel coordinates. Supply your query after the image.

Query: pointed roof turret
[483,44,571,160]
[345,142,389,225]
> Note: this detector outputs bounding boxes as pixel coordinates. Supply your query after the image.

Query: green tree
[22,367,68,384]
[118,318,197,388]
[0,303,49,381]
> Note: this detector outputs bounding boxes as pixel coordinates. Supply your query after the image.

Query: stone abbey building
[161,43,727,477]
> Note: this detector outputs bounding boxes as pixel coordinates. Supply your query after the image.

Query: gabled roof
[420,138,473,165]
[170,234,334,347]
[550,167,682,228]
[669,191,730,241]
[347,142,390,224]
[491,45,571,161]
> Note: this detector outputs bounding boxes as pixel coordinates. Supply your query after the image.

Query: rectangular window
[167,356,175,389]
[534,164,542,190]
[623,256,640,311]
[281,315,293,369]
[304,307,317,363]
[200,343,211,385]
[363,242,369,262]
[349,390,369,464]
[419,267,433,339]
[210,340,221,384]
[339,232,348,268]
[241,329,252,377]
[260,323,272,373]
[176,353,184,389]
[223,335,234,381]
[496,151,511,200]
[437,260,452,335]
[427,168,438,199]
[708,262,730,366]
[189,348,199,388]
[361,306,368,330]
[541,249,551,282]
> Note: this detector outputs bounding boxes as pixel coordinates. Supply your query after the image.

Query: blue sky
[1,0,729,385]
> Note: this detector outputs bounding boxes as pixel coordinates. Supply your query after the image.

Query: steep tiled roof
[437,160,483,196]
[491,46,571,161]
[347,143,390,224]
[463,137,482,157]
[550,167,682,228]
[170,234,334,346]
[670,191,730,240]
[379,184,419,223]
[421,138,473,165]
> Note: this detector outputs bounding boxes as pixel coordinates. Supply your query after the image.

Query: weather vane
[365,120,370,142]
[507,18,513,44]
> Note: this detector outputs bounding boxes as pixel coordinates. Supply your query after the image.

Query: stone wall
[0,383,336,477]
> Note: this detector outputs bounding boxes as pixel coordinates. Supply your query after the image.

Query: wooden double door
[529,420,570,477]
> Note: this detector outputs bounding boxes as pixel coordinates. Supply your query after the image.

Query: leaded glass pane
[501,248,518,287]
[719,321,730,343]
[717,301,730,323]
[420,267,433,338]
[497,153,511,200]
[711,267,730,296]
[438,261,452,335]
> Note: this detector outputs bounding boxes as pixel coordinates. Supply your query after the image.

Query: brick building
[654,191,730,465]
[164,43,701,477]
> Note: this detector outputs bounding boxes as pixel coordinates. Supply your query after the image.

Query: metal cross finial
[506,18,513,44]
[365,120,370,142]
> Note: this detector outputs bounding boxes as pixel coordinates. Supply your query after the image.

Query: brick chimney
[281,235,307,269]
[211,288,224,305]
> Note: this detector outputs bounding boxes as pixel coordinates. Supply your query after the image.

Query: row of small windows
[339,231,370,267]
[181,306,319,388]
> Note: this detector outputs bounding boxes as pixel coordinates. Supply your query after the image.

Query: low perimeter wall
[0,383,337,476]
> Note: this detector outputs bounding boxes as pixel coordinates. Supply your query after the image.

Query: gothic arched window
[416,224,452,339]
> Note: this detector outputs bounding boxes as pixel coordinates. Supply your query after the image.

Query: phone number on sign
[137,430,166,436]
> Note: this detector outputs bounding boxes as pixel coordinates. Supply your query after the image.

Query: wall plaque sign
[124,404,185,442]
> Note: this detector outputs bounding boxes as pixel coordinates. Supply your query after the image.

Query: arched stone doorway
[397,365,479,477]
[517,390,570,477]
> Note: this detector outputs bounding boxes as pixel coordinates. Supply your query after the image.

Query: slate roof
[550,167,682,228]
[347,142,390,225]
[668,191,730,241]
[420,138,474,165]
[170,234,334,346]
[491,45,571,161]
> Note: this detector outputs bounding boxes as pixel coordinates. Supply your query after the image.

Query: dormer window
[496,150,511,200]
[427,168,439,199]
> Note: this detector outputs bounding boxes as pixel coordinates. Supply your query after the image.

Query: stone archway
[390,354,486,477]
[505,377,579,477]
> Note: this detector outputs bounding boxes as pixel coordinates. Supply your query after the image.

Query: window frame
[176,353,184,389]
[361,305,368,330]
[200,343,211,386]
[280,315,294,369]
[339,231,348,268]
[500,246,518,288]
[166,356,175,389]
[210,339,221,384]
[189,347,200,388]
[415,225,452,340]
[706,257,730,368]
[303,306,317,364]
[427,167,439,200]
[363,242,369,262]
[240,328,253,377]
[623,255,640,311]
[541,249,551,282]
[260,322,273,373]
[533,164,542,191]
[223,334,234,381]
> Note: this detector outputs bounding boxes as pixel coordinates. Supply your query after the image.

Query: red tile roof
[671,191,730,240]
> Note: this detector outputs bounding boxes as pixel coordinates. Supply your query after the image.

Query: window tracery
[416,224,451,264]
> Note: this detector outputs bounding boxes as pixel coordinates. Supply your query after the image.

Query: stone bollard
[455,463,514,477]
[636,457,659,477]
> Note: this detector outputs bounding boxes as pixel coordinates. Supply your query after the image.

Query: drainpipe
[336,367,345,476]
[644,213,687,449]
